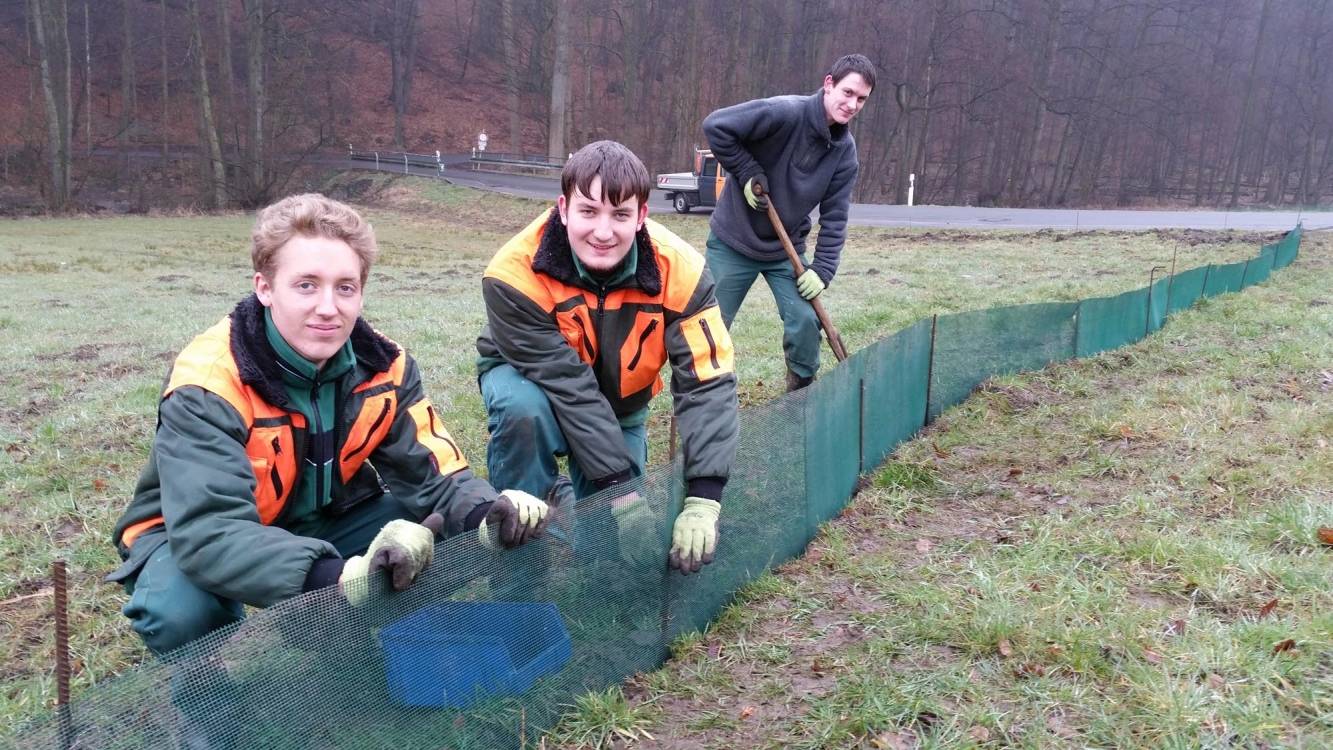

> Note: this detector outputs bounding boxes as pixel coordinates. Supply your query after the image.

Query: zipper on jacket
[625,319,659,371]
[270,464,284,502]
[311,383,325,508]
[594,285,609,366]
[700,319,721,370]
[342,397,391,463]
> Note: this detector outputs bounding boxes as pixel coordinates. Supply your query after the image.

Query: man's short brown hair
[828,53,876,91]
[251,193,378,284]
[560,140,652,207]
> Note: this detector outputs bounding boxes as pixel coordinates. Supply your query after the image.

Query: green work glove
[796,268,825,300]
[669,497,721,574]
[478,490,549,549]
[611,493,661,568]
[340,513,443,605]
[743,174,770,211]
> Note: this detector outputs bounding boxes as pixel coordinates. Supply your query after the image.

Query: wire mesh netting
[15,226,1303,749]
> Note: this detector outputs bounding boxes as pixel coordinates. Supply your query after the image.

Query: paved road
[334,156,1332,232]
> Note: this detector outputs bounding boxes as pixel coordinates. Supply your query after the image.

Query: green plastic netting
[15,226,1303,749]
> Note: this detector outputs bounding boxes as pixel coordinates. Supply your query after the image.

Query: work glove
[340,513,444,605]
[611,492,661,568]
[796,268,825,300]
[743,174,770,211]
[478,490,549,549]
[669,497,721,574]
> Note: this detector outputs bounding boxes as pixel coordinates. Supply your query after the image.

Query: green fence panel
[1166,266,1209,315]
[1203,260,1246,297]
[1147,277,1170,334]
[1076,288,1149,358]
[670,393,810,638]
[861,318,933,471]
[1274,226,1301,269]
[928,302,1078,420]
[1242,245,1276,288]
[804,350,867,528]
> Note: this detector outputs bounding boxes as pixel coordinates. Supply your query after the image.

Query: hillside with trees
[1,0,1330,212]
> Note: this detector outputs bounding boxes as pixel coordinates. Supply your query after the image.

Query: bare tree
[186,0,226,207]
[27,0,71,211]
[387,0,419,149]
[547,0,570,160]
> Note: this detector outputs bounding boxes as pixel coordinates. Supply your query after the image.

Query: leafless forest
[2,0,1330,212]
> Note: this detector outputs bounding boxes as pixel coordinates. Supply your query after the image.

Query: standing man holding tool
[703,53,875,391]
[476,140,739,575]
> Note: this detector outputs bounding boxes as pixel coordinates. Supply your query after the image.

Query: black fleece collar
[807,89,849,144]
[530,207,662,296]
[228,295,400,408]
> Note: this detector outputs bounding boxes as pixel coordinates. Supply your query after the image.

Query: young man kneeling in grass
[476,141,739,576]
[108,193,548,657]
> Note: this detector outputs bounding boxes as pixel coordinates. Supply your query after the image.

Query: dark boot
[786,368,815,392]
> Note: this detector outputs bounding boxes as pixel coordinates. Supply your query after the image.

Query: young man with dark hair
[108,193,548,656]
[703,53,876,391]
[476,140,739,575]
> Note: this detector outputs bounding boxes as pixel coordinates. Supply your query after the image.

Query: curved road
[332,155,1332,232]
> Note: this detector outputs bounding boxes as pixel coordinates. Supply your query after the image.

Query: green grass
[545,229,1332,749]
[0,174,1325,746]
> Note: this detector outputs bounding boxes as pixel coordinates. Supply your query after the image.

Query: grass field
[0,174,1327,746]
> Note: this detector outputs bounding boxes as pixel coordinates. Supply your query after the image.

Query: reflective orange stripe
[679,306,734,381]
[407,400,468,477]
[121,515,164,549]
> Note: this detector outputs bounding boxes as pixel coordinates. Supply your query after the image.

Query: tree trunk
[28,0,71,211]
[119,0,135,158]
[187,0,226,208]
[388,0,419,150]
[1226,0,1271,208]
[217,0,235,152]
[83,1,90,157]
[243,0,265,200]
[547,0,570,161]
[160,0,169,156]
[501,0,521,151]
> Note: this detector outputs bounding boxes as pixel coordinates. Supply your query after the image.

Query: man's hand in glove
[669,497,720,574]
[611,492,660,568]
[796,268,825,300]
[743,174,770,211]
[340,513,444,604]
[478,490,549,549]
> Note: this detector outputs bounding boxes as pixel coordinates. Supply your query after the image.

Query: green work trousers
[705,232,820,378]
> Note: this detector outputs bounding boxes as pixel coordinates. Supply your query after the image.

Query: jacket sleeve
[368,355,497,535]
[703,97,793,186]
[483,277,636,485]
[663,269,739,501]
[156,387,337,608]
[812,145,858,285]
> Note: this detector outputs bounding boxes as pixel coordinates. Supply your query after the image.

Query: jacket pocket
[340,393,398,482]
[556,306,597,364]
[619,313,665,398]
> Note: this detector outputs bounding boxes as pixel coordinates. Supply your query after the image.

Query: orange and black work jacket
[109,295,496,607]
[477,208,739,500]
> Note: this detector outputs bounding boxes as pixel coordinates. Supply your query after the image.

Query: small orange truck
[656,149,728,213]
